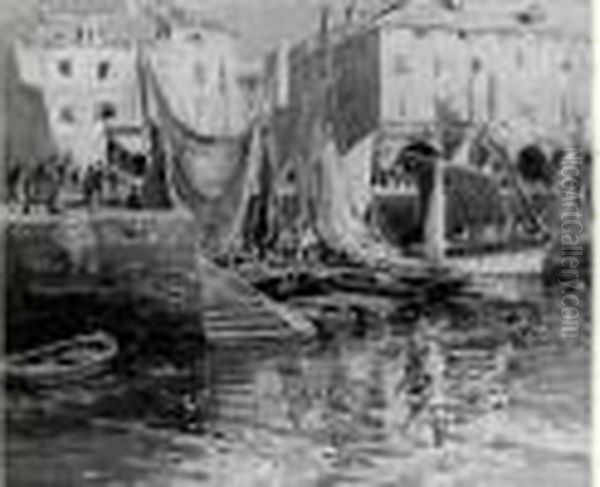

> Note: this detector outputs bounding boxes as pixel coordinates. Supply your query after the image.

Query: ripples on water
[6,277,590,486]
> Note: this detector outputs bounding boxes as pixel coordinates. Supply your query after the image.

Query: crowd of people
[6,156,144,214]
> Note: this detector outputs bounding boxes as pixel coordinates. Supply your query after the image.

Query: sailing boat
[422,148,550,277]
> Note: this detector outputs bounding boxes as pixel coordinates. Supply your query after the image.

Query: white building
[264,0,591,166]
[14,0,145,169]
[12,0,246,170]
[377,0,590,158]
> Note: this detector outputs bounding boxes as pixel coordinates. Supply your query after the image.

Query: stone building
[11,0,246,170]
[263,0,590,172]
[14,0,145,170]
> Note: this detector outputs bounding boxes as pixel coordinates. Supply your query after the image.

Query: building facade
[14,0,144,169]
[376,0,590,167]
[263,0,591,169]
[12,0,245,170]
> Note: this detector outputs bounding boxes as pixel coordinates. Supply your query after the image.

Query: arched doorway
[371,141,440,249]
[517,144,551,185]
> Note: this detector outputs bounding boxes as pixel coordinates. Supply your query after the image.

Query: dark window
[561,59,572,72]
[517,145,552,185]
[98,61,110,80]
[286,168,296,184]
[58,59,72,77]
[188,31,203,42]
[132,155,146,176]
[444,0,463,10]
[156,22,171,39]
[59,106,75,123]
[97,102,117,121]
[219,63,227,93]
[414,27,429,38]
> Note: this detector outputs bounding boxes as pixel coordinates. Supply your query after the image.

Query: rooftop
[375,0,590,39]
[38,0,132,17]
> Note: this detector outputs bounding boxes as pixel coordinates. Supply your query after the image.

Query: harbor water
[5,277,590,487]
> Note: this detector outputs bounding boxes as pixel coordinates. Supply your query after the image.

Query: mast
[3,46,11,172]
[423,155,446,263]
[136,40,150,130]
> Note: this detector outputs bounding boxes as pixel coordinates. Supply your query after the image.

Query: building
[11,0,246,171]
[14,0,145,170]
[263,0,591,174]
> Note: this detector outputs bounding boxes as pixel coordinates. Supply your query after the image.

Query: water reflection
[207,339,394,443]
[5,277,590,486]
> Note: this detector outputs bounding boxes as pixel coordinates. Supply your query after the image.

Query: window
[96,102,117,121]
[414,27,429,38]
[156,22,171,40]
[59,106,75,124]
[52,31,66,42]
[218,62,227,94]
[58,59,72,77]
[433,56,442,78]
[444,0,463,10]
[194,63,206,85]
[188,31,203,42]
[516,48,524,69]
[98,61,110,80]
[561,59,572,72]
[394,54,410,76]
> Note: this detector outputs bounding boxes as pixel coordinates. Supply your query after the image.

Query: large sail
[141,56,256,253]
[315,131,416,267]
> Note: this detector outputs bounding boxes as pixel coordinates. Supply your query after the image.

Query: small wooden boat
[445,246,549,277]
[3,331,118,388]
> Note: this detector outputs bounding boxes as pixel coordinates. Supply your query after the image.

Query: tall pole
[423,155,446,263]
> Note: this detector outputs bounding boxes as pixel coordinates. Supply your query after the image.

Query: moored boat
[3,331,118,389]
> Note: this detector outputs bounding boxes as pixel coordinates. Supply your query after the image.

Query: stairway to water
[205,346,261,427]
[197,255,314,345]
[203,297,295,343]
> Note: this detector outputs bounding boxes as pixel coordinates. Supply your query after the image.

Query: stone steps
[203,296,293,343]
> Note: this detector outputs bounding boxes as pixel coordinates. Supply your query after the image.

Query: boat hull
[444,247,547,277]
[4,331,118,389]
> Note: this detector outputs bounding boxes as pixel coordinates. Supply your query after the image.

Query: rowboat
[3,331,118,388]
